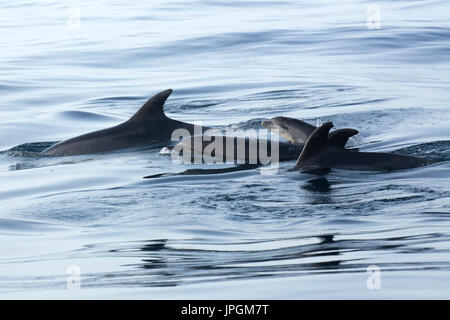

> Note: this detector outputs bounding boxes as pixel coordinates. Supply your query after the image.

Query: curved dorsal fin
[327,128,359,148]
[127,89,172,122]
[294,122,333,169]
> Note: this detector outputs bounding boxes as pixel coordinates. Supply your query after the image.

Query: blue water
[1,0,450,298]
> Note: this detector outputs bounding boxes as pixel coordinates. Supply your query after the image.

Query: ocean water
[0,0,450,299]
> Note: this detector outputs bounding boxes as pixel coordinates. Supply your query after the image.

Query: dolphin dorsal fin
[327,128,358,148]
[293,121,333,169]
[127,89,173,122]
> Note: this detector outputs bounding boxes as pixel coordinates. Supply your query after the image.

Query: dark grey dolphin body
[173,135,302,164]
[42,89,199,156]
[294,122,436,172]
[171,116,357,165]
[262,116,358,148]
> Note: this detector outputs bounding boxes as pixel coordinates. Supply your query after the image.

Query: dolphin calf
[262,116,358,148]
[294,122,436,172]
[42,89,200,156]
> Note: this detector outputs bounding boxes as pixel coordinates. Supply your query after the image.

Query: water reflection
[2,229,448,292]
[121,231,442,288]
[303,177,332,193]
[302,177,333,205]
[123,235,348,287]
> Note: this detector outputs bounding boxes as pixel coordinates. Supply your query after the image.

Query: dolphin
[42,89,201,156]
[261,116,358,148]
[170,116,358,165]
[172,135,302,164]
[294,122,436,172]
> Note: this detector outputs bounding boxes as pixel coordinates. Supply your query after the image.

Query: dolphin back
[294,121,436,172]
[41,89,194,156]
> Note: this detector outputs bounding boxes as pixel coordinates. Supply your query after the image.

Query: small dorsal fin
[293,122,333,169]
[127,89,172,122]
[327,128,358,148]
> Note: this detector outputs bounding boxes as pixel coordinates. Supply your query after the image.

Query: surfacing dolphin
[172,135,302,164]
[170,116,357,165]
[262,116,358,148]
[294,122,436,172]
[42,89,200,156]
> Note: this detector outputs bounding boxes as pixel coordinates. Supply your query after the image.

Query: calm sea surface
[0,0,449,298]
